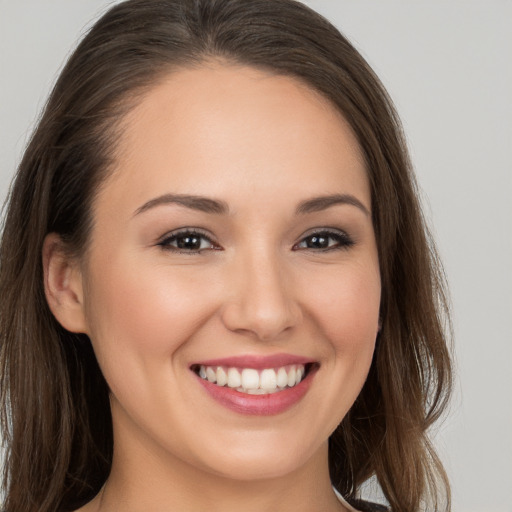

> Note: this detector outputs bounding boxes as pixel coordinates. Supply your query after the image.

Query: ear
[42,233,88,334]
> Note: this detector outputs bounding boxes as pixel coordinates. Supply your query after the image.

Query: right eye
[158,229,220,254]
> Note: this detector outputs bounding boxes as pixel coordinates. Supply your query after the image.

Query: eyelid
[293,227,355,251]
[156,226,354,253]
[157,227,221,252]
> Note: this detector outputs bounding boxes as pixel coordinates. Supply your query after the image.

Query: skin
[44,63,381,512]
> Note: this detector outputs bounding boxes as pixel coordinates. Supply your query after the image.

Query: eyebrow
[134,192,369,217]
[296,194,370,216]
[134,194,229,216]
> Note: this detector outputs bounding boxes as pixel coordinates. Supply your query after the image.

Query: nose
[220,250,302,341]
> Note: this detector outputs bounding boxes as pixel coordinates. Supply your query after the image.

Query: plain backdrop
[1,1,511,511]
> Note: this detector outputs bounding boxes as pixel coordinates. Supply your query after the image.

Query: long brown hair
[0,1,452,511]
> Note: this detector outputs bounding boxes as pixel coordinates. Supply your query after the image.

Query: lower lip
[194,367,317,416]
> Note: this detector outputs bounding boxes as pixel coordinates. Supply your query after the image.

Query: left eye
[158,230,217,252]
[294,230,354,251]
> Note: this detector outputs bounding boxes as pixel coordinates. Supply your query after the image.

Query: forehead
[100,63,369,213]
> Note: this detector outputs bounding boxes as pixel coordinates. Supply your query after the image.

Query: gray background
[1,1,511,511]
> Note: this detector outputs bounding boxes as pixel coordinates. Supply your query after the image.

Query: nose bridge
[221,242,301,340]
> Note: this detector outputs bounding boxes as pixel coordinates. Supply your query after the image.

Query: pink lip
[192,360,319,416]
[191,353,313,370]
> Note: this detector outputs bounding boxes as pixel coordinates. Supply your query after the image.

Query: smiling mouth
[191,363,318,395]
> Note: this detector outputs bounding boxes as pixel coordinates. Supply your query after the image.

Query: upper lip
[191,353,315,369]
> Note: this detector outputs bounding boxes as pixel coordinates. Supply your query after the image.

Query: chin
[208,456,306,482]
[194,433,322,482]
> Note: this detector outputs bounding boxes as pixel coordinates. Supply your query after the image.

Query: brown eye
[295,230,354,251]
[159,230,219,253]
[175,234,204,250]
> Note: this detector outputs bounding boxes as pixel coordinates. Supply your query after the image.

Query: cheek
[292,260,380,438]
[82,254,219,362]
[305,261,381,354]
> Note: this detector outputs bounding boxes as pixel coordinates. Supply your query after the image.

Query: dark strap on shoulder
[347,498,390,512]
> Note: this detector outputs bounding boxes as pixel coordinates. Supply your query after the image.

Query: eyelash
[293,229,355,252]
[158,229,219,253]
[157,228,354,254]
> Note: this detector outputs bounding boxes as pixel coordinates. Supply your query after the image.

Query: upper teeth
[198,364,305,394]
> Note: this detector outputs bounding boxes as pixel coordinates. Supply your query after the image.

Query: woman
[0,1,452,511]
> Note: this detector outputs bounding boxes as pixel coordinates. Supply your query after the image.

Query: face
[78,64,381,481]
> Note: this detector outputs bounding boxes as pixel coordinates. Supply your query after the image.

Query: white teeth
[241,368,260,389]
[287,366,296,387]
[260,368,277,391]
[206,367,217,383]
[197,363,308,394]
[237,386,280,394]
[216,367,227,386]
[276,367,288,388]
[246,388,268,395]
[227,368,242,388]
